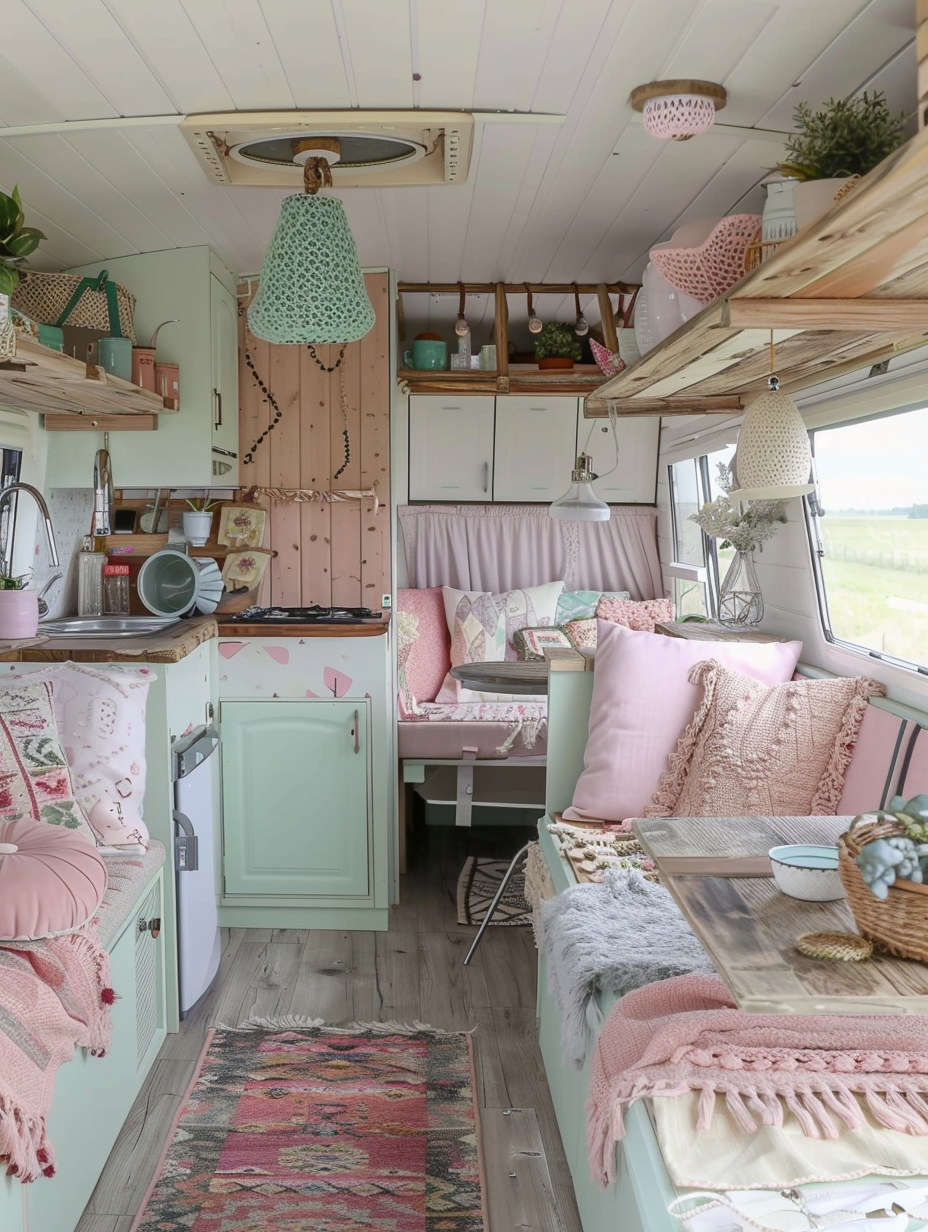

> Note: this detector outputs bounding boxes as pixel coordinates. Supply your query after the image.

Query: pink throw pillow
[648,660,884,817]
[596,594,674,633]
[563,622,803,824]
[0,815,107,941]
[396,588,452,716]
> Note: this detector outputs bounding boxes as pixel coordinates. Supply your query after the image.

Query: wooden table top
[449,661,549,695]
[633,814,928,1015]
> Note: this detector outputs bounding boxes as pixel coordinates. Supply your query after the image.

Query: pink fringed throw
[0,930,114,1182]
[588,974,928,1187]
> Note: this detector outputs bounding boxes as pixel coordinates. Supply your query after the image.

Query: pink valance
[398,504,663,600]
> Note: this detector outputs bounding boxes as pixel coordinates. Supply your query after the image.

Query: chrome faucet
[93,448,113,537]
[0,483,60,578]
[37,571,63,618]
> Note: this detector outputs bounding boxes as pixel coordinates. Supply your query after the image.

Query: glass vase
[718,550,764,627]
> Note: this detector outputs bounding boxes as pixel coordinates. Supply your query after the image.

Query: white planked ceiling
[0,0,917,333]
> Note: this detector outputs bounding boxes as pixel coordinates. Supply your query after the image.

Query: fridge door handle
[352,709,360,754]
[174,809,200,871]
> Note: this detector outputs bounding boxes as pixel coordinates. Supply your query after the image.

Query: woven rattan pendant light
[729,335,814,501]
[247,140,375,345]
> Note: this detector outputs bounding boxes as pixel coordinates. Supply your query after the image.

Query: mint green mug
[404,340,447,370]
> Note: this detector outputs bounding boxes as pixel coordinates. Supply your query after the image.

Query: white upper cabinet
[46,247,239,489]
[492,397,579,502]
[581,415,660,505]
[408,395,495,501]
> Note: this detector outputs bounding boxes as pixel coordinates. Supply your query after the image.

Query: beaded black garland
[307,343,347,373]
[241,344,283,466]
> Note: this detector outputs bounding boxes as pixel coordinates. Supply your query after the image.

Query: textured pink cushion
[563,623,803,824]
[837,705,908,816]
[0,815,107,940]
[595,594,675,633]
[396,588,451,716]
[48,664,152,849]
[0,678,96,846]
[648,661,883,817]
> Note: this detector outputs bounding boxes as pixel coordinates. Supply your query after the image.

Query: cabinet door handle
[482,461,489,493]
[214,388,222,429]
[352,710,360,754]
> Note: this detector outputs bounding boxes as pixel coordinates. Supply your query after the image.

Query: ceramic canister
[155,362,180,406]
[98,336,133,382]
[132,346,157,391]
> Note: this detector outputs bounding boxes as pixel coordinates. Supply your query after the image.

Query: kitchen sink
[38,616,181,638]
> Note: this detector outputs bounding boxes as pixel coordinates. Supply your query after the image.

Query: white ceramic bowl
[769,845,844,902]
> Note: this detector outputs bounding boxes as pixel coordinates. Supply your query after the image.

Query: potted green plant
[534,321,583,371]
[0,572,38,640]
[0,185,45,361]
[778,92,906,230]
[183,497,218,546]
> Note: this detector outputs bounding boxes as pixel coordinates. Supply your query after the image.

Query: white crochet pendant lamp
[728,378,814,501]
[631,80,727,142]
[247,142,375,345]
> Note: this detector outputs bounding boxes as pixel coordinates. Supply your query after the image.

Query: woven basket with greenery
[838,796,928,963]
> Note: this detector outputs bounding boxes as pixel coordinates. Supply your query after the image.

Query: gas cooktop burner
[224,605,383,624]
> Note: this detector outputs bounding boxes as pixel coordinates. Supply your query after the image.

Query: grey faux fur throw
[540,867,716,1068]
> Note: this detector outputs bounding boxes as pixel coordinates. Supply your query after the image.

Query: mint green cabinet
[46,246,239,488]
[221,699,371,899]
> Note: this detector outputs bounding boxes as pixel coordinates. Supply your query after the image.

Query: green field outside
[819,517,928,663]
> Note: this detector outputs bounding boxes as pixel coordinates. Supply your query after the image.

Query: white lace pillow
[437,580,565,702]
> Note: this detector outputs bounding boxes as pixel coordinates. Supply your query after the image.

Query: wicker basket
[838,815,928,963]
[12,270,137,343]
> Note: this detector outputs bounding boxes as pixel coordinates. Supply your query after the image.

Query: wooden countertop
[0,615,218,663]
[216,618,390,637]
[633,814,928,1014]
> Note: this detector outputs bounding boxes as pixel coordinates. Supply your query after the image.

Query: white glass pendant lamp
[549,455,611,522]
[247,139,375,345]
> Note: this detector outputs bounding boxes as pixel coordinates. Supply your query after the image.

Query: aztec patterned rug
[457,855,531,927]
[130,1021,486,1232]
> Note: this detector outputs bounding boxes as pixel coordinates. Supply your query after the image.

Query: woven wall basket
[838,816,928,963]
[12,270,137,343]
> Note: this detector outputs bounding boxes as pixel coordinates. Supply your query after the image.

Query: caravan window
[667,445,735,616]
[809,406,928,671]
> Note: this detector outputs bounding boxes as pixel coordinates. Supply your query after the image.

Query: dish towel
[540,866,716,1067]
[588,973,928,1188]
[0,929,114,1182]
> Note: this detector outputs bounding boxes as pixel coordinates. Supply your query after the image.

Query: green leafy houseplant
[778,92,906,181]
[0,185,46,297]
[185,497,218,512]
[534,321,583,365]
[0,573,29,591]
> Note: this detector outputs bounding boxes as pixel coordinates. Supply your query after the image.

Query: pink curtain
[399,504,664,599]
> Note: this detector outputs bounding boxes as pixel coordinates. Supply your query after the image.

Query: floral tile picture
[216,504,267,549]
[221,548,271,589]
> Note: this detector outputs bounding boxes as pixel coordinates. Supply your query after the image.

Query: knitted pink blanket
[588,973,928,1187]
[0,930,114,1183]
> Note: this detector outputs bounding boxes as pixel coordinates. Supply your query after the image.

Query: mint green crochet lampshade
[247,193,376,345]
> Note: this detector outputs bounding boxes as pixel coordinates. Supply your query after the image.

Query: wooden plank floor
[75,824,582,1232]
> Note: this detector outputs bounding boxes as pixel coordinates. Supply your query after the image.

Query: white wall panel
[178,0,295,110]
[472,0,565,113]
[259,0,353,109]
[337,0,413,109]
[416,0,486,110]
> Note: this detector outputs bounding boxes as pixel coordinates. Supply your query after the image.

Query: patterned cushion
[437,581,564,702]
[513,625,574,662]
[396,588,451,716]
[595,594,674,633]
[647,661,884,818]
[563,618,597,650]
[556,589,631,623]
[0,679,95,845]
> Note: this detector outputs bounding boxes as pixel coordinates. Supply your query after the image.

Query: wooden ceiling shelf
[0,334,172,420]
[397,281,635,395]
[585,125,928,417]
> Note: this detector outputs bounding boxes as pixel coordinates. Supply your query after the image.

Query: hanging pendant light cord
[768,328,780,391]
[302,157,333,195]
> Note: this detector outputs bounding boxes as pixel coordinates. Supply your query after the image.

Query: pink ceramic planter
[0,589,39,639]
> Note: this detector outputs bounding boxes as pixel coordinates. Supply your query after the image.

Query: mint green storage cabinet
[221,699,371,899]
[46,246,239,488]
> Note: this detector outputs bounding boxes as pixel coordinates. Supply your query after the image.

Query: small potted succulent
[534,321,583,371]
[182,497,218,547]
[778,92,907,230]
[0,572,38,640]
[0,185,45,361]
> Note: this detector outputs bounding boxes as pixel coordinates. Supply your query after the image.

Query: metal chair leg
[463,843,530,966]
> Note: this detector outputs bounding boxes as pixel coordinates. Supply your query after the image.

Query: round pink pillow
[0,817,107,941]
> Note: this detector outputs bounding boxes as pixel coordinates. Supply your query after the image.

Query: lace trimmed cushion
[647,660,884,819]
[396,588,451,716]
